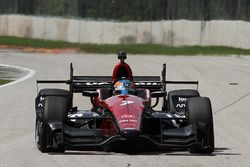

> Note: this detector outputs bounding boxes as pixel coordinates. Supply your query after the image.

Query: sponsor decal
[120,100,134,106]
[121,114,136,119]
[174,96,188,109]
[68,113,84,118]
[119,119,138,123]
[37,96,45,108]
[119,114,138,124]
[178,97,187,102]
[176,104,186,108]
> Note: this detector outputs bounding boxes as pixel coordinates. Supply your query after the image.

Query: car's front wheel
[35,89,71,153]
[35,118,48,152]
[187,97,214,154]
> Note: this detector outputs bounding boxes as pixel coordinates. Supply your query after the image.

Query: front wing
[44,112,199,151]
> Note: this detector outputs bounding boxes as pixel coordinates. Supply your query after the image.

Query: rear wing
[36,63,199,94]
[70,75,163,92]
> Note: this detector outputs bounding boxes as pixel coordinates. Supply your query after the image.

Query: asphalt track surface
[0,52,250,167]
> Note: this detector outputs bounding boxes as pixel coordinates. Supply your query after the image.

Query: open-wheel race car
[35,52,214,154]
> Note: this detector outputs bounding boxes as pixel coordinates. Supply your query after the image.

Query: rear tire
[35,89,71,153]
[187,97,214,154]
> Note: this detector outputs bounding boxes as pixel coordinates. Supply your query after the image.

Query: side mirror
[82,91,99,97]
[151,91,166,98]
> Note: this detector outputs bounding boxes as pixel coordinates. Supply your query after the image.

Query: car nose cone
[120,129,140,138]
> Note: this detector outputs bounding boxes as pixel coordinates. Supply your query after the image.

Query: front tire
[35,118,48,152]
[187,97,214,154]
[35,89,71,153]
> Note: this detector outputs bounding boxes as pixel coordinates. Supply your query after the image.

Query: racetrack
[0,52,250,167]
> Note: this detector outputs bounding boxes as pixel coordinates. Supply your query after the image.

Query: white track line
[0,64,36,88]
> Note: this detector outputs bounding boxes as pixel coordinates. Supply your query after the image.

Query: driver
[113,79,135,95]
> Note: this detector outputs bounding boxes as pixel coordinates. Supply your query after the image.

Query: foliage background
[0,0,250,21]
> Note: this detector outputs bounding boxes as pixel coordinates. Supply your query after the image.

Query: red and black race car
[35,52,214,154]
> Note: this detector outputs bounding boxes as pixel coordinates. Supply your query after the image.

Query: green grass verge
[1,36,250,55]
[0,79,11,85]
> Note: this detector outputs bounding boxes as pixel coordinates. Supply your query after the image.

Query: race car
[35,51,214,154]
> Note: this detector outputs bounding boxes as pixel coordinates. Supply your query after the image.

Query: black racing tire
[187,97,214,154]
[35,89,71,153]
[35,117,66,153]
[167,89,200,112]
[39,89,72,123]
[35,117,47,152]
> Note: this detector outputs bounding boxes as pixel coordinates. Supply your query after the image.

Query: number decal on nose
[120,100,134,106]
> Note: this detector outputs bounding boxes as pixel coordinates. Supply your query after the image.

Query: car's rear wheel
[35,89,71,153]
[187,97,214,154]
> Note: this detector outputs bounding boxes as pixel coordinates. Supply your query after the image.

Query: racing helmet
[114,79,135,95]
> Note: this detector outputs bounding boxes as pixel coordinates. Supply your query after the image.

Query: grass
[1,36,250,55]
[0,79,11,85]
